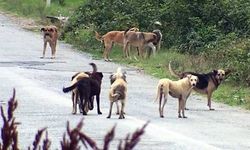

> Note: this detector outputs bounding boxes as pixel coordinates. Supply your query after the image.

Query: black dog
[71,63,103,114]
[63,77,101,115]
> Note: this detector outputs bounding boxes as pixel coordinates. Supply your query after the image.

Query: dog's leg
[207,92,215,110]
[115,101,119,115]
[181,98,187,118]
[107,102,114,118]
[72,92,76,114]
[159,91,163,117]
[96,95,102,114]
[41,41,47,58]
[119,100,125,119]
[123,41,129,58]
[161,95,167,118]
[178,98,182,118]
[49,42,56,59]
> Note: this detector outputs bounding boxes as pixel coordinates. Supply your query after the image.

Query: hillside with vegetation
[0,0,249,108]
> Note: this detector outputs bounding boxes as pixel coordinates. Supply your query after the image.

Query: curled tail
[63,82,78,93]
[89,63,97,73]
[95,31,103,42]
[168,61,181,78]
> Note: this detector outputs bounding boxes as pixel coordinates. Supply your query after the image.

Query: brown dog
[95,27,139,61]
[107,68,127,119]
[155,75,198,118]
[169,62,231,110]
[123,30,158,58]
[41,25,58,59]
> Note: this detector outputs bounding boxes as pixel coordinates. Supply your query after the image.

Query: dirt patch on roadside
[0,11,42,31]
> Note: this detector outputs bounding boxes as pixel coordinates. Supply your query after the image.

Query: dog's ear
[41,27,45,32]
[213,70,218,75]
[186,74,192,79]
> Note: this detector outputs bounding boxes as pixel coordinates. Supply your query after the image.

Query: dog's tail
[168,61,181,78]
[63,82,78,93]
[155,83,163,103]
[95,31,103,43]
[89,63,97,73]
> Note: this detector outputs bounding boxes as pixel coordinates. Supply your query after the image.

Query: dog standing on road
[155,75,198,118]
[41,25,58,59]
[169,62,231,110]
[70,63,103,114]
[95,27,139,61]
[107,68,127,119]
[63,77,101,115]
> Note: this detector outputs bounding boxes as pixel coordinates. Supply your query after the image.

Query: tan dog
[107,67,127,119]
[70,72,89,114]
[40,25,58,59]
[169,62,231,110]
[155,75,198,118]
[95,27,139,61]
[123,30,158,58]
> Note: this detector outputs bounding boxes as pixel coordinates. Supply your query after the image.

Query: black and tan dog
[95,27,139,61]
[107,68,127,119]
[70,63,103,114]
[63,77,101,115]
[40,25,58,59]
[169,62,231,110]
[155,75,198,118]
[123,30,159,58]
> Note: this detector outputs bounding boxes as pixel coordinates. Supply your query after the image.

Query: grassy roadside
[0,1,249,110]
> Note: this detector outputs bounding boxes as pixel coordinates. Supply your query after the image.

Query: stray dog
[109,69,127,115]
[155,75,198,118]
[63,77,101,115]
[169,62,231,110]
[40,25,58,59]
[107,68,127,119]
[123,30,158,58]
[70,63,103,114]
[95,27,139,61]
[152,29,162,51]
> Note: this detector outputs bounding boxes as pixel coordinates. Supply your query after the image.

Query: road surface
[0,13,250,150]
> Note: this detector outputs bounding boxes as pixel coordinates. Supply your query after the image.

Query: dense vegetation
[64,0,250,85]
[0,0,249,108]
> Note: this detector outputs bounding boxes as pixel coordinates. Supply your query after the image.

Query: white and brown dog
[107,67,127,119]
[95,27,139,61]
[155,74,198,118]
[41,25,58,59]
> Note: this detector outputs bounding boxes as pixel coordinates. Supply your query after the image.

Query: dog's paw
[50,56,55,59]
[98,111,102,115]
[185,108,189,110]
[209,108,215,111]
[178,115,182,118]
[106,116,111,119]
[40,56,45,59]
[183,116,188,118]
[160,115,164,118]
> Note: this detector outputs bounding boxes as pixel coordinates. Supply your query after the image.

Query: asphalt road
[0,13,250,150]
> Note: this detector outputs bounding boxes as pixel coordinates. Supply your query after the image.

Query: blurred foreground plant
[0,89,148,150]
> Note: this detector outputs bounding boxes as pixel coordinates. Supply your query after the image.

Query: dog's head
[187,74,198,87]
[41,26,57,37]
[110,68,127,84]
[213,69,232,82]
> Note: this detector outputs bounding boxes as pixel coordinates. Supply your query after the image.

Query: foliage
[0,89,147,150]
